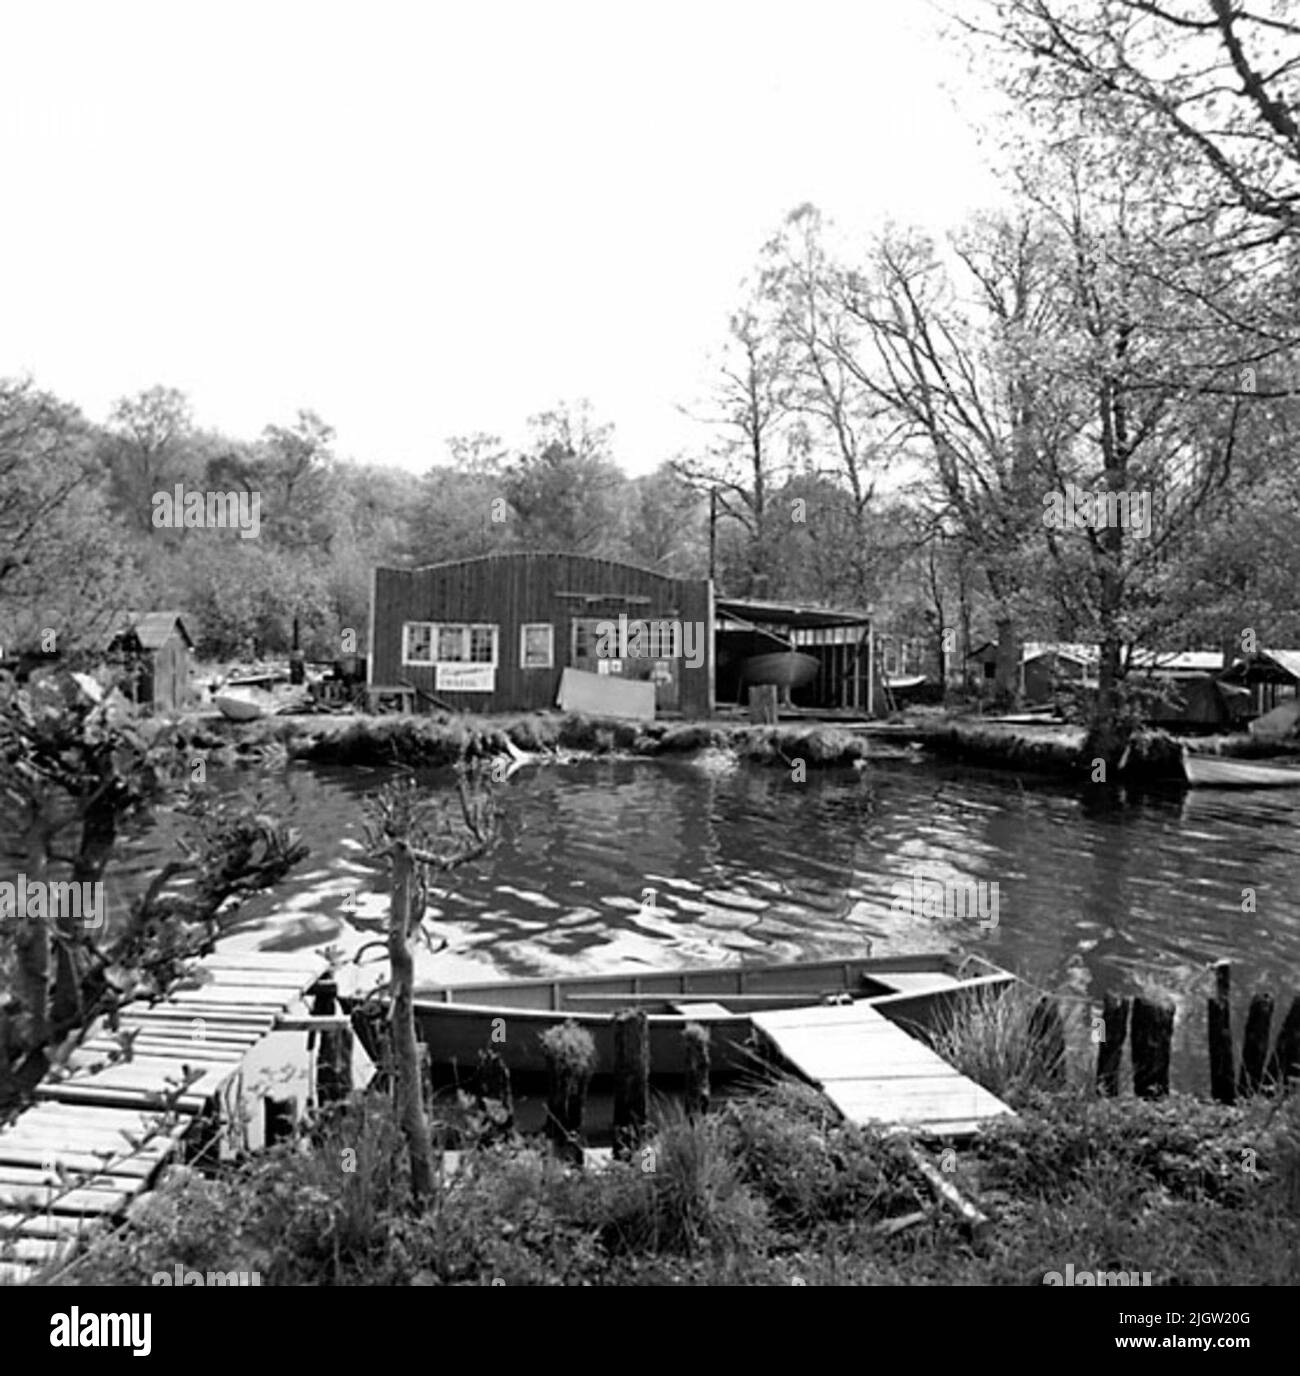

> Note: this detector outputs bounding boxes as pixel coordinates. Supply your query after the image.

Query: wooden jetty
[0,948,330,1286]
[751,1001,1013,1136]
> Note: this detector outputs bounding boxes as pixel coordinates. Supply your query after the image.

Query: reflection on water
[8,754,1300,1088]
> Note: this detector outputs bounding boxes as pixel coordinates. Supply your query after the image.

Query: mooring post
[540,1022,595,1166]
[1131,991,1174,1098]
[476,1048,514,1132]
[1207,959,1235,1105]
[1265,994,1300,1091]
[1237,991,1275,1099]
[612,1009,650,1159]
[683,1022,711,1119]
[1029,996,1067,1084]
[265,1096,296,1146]
[309,975,352,1106]
[747,684,779,725]
[1095,993,1130,1097]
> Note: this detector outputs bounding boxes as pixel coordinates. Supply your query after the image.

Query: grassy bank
[164,711,879,770]
[40,984,1300,1287]
[160,708,1203,780]
[47,1078,1299,1287]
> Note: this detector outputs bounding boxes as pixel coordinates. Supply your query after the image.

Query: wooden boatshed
[104,610,194,713]
[369,553,714,717]
[714,597,886,713]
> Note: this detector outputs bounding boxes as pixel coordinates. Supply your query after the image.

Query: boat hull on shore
[1182,752,1300,788]
[737,651,819,694]
[398,951,1015,1082]
[214,687,275,721]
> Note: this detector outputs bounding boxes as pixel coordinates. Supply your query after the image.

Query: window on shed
[402,622,499,667]
[521,623,554,669]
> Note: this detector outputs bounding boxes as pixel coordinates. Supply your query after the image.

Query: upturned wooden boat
[1182,751,1300,789]
[214,686,274,721]
[737,650,818,692]
[406,951,1015,1082]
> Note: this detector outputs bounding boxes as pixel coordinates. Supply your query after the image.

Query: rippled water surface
[20,753,1300,1086]
[108,757,1298,986]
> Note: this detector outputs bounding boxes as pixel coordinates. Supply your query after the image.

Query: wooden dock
[751,1000,1013,1136]
[0,948,328,1286]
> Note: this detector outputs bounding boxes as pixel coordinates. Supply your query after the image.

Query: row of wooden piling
[1032,962,1300,1101]
[535,1012,711,1163]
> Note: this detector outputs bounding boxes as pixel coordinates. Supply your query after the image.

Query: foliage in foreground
[54,1079,1300,1287]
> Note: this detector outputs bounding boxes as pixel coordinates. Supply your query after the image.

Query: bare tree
[363,768,497,1204]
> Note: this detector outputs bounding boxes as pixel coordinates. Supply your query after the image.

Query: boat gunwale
[408,964,1016,1025]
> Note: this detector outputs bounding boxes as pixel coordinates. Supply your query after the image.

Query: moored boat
[401,950,1015,1082]
[1182,750,1300,789]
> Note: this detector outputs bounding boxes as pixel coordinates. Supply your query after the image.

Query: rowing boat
[1182,751,1300,789]
[403,951,1015,1082]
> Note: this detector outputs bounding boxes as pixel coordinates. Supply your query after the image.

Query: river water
[21,753,1300,1088]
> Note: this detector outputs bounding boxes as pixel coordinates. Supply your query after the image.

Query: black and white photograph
[0,0,1297,1328]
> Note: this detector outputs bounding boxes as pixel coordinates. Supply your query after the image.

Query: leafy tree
[103,386,199,534]
[500,401,626,554]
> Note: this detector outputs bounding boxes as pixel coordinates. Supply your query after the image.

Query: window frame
[402,621,500,669]
[520,622,554,670]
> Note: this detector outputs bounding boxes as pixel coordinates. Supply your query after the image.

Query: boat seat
[874,972,960,997]
[669,1001,732,1019]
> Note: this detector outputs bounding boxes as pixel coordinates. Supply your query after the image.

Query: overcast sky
[0,0,1000,475]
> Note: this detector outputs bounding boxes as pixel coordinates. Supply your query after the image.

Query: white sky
[0,0,1000,475]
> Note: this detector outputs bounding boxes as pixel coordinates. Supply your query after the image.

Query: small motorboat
[396,950,1015,1084]
[214,686,275,721]
[1182,749,1300,788]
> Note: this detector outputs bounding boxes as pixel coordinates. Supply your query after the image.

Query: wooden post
[1237,991,1274,1099]
[1207,960,1235,1105]
[265,1096,296,1146]
[1029,997,1067,1084]
[1095,993,1129,1096]
[1265,994,1300,1091]
[747,684,778,725]
[0,1007,11,1102]
[309,974,352,1106]
[612,1009,650,1158]
[540,1022,595,1166]
[1131,992,1174,1098]
[683,1022,710,1119]
[476,1049,514,1133]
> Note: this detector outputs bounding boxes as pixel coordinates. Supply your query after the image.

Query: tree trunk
[993,616,1018,708]
[1084,634,1127,780]
[389,844,436,1203]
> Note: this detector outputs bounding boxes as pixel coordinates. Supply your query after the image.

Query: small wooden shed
[105,610,195,713]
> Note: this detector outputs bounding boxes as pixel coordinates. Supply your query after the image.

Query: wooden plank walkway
[0,948,327,1286]
[751,1001,1013,1137]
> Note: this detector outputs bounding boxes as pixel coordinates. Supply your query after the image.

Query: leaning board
[751,1001,1013,1136]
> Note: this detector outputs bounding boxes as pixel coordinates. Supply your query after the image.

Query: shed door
[570,617,679,712]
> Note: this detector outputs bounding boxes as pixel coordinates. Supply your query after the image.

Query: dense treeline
[4,1,1300,765]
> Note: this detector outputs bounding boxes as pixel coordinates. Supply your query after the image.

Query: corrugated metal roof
[1023,641,1098,666]
[1129,650,1224,674]
[715,597,872,630]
